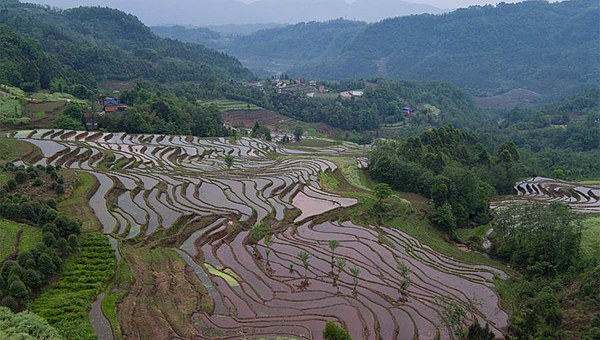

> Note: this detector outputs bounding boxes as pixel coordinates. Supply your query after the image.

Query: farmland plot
[9,129,509,339]
[493,176,600,213]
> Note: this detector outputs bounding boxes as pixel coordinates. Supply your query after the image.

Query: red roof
[104,103,118,112]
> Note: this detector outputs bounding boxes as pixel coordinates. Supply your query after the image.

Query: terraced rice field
[7,129,509,339]
[492,176,600,213]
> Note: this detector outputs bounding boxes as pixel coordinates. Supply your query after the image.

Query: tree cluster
[369,125,526,234]
[492,203,598,339]
[97,83,226,137]
[0,168,81,312]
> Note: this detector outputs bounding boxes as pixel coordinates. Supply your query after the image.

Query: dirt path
[89,293,114,340]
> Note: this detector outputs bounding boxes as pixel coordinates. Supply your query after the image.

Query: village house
[339,90,364,99]
[402,106,415,115]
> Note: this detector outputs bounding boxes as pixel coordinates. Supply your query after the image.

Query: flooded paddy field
[8,129,509,339]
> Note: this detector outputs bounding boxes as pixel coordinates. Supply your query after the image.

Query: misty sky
[34,0,520,11]
[31,0,535,26]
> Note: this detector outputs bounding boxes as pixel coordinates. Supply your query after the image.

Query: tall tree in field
[328,240,340,269]
[298,251,310,278]
[293,126,304,142]
[224,154,234,168]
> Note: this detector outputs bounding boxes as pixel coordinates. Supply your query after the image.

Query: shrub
[323,321,351,340]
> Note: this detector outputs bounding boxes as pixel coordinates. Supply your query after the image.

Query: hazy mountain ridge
[32,0,444,25]
[155,0,599,101]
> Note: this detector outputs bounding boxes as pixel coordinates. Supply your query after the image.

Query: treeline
[491,203,599,339]
[369,125,526,234]
[0,1,251,95]
[95,83,227,137]
[0,165,82,312]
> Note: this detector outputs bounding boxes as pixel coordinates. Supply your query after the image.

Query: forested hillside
[0,0,252,93]
[160,0,599,101]
[487,87,600,180]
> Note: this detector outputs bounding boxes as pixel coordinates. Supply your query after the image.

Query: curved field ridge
[11,129,357,238]
[493,177,600,213]
[189,221,508,339]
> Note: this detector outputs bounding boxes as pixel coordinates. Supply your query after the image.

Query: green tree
[328,240,340,268]
[494,203,582,277]
[264,234,273,263]
[298,251,310,277]
[349,266,360,290]
[36,253,56,278]
[52,115,84,130]
[373,183,392,214]
[466,322,496,340]
[0,307,63,339]
[67,234,79,251]
[440,300,466,339]
[322,321,351,340]
[293,126,304,142]
[8,279,29,301]
[429,203,457,233]
[224,154,234,169]
[63,103,83,120]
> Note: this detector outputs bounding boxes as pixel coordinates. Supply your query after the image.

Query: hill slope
[0,1,252,91]
[159,0,599,101]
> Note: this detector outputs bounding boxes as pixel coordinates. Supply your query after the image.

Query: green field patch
[325,157,370,191]
[0,139,40,163]
[0,219,43,260]
[205,263,239,287]
[0,173,8,186]
[198,99,262,112]
[318,171,339,191]
[30,233,116,339]
[456,225,491,241]
[578,180,600,185]
[0,92,27,125]
[582,216,600,258]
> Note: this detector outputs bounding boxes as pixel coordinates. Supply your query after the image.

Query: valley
[0,0,598,339]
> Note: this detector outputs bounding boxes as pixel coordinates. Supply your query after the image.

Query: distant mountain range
[154,0,600,101]
[33,0,445,25]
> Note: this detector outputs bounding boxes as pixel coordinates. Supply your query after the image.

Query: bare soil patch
[117,245,209,339]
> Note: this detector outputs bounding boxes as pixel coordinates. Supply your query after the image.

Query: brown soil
[223,110,346,136]
[8,170,77,201]
[117,245,209,339]
[23,101,65,127]
[224,110,291,131]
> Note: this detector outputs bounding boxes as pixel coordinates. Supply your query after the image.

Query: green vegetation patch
[0,306,63,340]
[0,139,39,163]
[318,171,339,191]
[30,233,116,340]
[198,99,262,111]
[326,157,370,191]
[0,219,43,260]
[205,263,239,287]
[0,95,25,125]
[582,216,600,258]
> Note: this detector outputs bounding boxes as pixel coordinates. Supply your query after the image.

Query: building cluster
[82,96,128,131]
